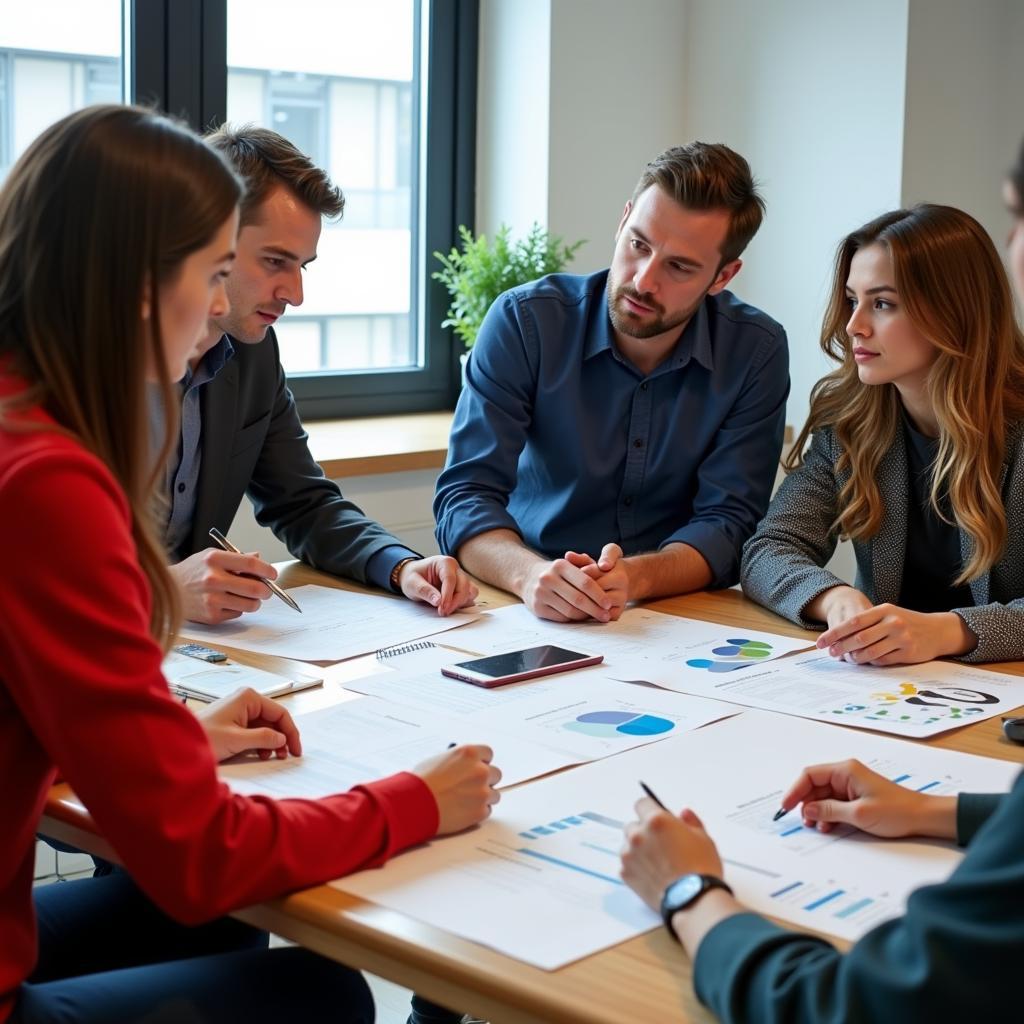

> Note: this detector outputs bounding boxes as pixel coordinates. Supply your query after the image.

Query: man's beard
[607,283,706,340]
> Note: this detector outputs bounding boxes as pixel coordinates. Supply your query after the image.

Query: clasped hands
[521,543,630,623]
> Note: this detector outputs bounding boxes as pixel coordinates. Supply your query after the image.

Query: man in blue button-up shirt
[434,143,789,622]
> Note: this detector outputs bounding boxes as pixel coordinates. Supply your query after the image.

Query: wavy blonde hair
[0,106,241,643]
[787,204,1024,583]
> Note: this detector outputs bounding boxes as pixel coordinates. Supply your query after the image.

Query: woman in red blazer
[0,104,499,1024]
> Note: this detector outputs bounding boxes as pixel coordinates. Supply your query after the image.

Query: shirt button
[624,496,633,507]
[177,482,186,493]
[633,438,644,448]
[640,382,649,391]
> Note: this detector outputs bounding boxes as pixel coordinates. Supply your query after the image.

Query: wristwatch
[660,873,734,941]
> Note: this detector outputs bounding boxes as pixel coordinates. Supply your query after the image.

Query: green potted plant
[433,222,584,382]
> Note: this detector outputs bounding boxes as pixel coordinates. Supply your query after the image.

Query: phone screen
[453,645,590,678]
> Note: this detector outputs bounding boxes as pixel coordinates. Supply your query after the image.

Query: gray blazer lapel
[191,358,239,550]
[870,429,909,603]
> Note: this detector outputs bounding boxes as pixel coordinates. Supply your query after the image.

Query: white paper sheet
[178,585,481,662]
[332,711,1020,969]
[219,675,737,795]
[449,604,812,689]
[656,649,1024,737]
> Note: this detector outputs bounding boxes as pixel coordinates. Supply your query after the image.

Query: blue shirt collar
[586,275,715,375]
[182,334,235,391]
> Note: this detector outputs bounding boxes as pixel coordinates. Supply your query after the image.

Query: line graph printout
[448,604,813,689]
[333,712,1020,968]
[668,651,1024,737]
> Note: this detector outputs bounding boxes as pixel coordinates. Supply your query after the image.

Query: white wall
[901,0,1020,246]
[545,0,689,271]
[680,0,909,433]
[475,0,552,241]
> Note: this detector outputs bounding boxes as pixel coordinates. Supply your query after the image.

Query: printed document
[179,584,481,662]
[332,711,1019,969]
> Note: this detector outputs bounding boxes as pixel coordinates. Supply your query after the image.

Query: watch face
[665,873,704,909]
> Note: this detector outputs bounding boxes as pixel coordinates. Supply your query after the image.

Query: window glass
[0,3,125,184]
[227,0,419,376]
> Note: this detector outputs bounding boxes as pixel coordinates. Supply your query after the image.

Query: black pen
[447,742,457,749]
[772,805,790,822]
[208,527,302,613]
[640,780,669,811]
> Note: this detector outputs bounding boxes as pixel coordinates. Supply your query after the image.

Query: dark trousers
[13,871,374,1023]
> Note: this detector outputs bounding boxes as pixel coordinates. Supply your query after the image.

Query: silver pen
[208,527,302,613]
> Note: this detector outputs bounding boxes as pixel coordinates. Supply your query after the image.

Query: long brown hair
[787,204,1024,583]
[0,105,242,642]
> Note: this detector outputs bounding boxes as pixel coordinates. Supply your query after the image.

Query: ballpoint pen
[639,781,670,811]
[208,527,302,613]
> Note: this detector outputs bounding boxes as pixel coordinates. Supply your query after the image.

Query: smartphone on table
[441,645,603,688]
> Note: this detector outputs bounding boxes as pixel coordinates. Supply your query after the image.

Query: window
[224,0,477,416]
[2,0,477,417]
[0,2,125,183]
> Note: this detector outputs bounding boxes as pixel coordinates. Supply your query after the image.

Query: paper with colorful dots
[659,649,1024,737]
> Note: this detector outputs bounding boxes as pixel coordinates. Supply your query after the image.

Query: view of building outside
[226,0,418,375]
[0,0,419,376]
[0,3,123,183]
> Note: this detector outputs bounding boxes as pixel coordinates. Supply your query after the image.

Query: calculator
[173,643,228,663]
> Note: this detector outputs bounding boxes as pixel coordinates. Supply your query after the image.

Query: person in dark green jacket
[620,756,1019,1022]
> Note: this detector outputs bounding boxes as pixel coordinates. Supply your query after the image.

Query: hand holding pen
[208,527,302,613]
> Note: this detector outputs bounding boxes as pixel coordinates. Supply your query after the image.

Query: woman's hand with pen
[196,687,302,763]
[777,759,958,840]
[414,745,502,834]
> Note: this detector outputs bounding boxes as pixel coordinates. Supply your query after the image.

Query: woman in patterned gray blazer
[741,203,1024,665]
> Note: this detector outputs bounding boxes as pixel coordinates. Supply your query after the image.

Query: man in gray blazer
[162,125,476,624]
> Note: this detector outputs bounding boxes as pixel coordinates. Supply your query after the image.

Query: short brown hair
[632,142,765,263]
[204,123,344,226]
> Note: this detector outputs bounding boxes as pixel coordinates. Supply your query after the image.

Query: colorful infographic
[687,638,775,673]
[563,710,675,738]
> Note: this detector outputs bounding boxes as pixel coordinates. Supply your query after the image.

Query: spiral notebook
[162,651,322,703]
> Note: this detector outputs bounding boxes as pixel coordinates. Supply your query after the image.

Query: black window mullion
[131,0,225,131]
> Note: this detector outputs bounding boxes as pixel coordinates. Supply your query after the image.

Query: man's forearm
[457,528,543,600]
[624,542,713,602]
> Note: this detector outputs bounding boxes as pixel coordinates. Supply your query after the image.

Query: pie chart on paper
[563,710,676,738]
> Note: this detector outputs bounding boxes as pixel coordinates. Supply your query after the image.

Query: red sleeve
[1,447,438,924]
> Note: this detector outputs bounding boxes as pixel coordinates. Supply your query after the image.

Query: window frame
[132,0,478,418]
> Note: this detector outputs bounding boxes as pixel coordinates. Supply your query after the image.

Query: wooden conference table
[40,564,1024,1024]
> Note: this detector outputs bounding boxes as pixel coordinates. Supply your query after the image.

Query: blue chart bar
[780,825,804,837]
[835,898,874,919]
[519,832,536,840]
[916,781,940,793]
[531,826,555,835]
[518,847,624,886]
[892,774,911,784]
[770,881,803,898]
[804,889,845,911]
[549,821,569,830]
